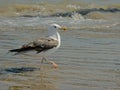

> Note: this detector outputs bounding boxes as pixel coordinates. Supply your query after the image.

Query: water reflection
[0,17,120,90]
[1,65,58,90]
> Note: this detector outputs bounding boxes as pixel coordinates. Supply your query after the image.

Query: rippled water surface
[0,14,120,90]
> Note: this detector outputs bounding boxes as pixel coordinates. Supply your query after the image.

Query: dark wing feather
[33,38,58,53]
[9,38,58,54]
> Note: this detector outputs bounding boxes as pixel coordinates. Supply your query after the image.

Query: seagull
[9,24,66,68]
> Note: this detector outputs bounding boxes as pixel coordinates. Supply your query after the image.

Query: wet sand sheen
[0,0,119,90]
[0,24,120,90]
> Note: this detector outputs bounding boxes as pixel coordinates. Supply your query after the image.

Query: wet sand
[0,1,120,89]
[0,18,120,90]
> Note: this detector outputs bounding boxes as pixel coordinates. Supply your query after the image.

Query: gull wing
[9,38,58,54]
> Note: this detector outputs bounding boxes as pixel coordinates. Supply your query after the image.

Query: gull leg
[41,57,47,63]
[41,57,58,68]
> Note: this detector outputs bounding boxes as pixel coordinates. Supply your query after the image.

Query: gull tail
[9,47,34,55]
[9,48,24,52]
[9,48,24,55]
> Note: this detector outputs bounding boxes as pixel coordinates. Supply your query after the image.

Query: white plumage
[9,24,66,68]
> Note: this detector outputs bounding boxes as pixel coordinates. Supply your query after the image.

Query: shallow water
[0,16,120,90]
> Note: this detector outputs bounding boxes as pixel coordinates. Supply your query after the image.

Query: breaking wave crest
[0,1,120,20]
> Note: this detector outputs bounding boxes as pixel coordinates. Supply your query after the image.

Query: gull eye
[54,26,57,28]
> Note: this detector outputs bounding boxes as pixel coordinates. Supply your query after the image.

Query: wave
[0,2,120,20]
[20,8,120,20]
[49,8,120,17]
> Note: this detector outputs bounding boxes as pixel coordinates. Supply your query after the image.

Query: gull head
[50,24,67,31]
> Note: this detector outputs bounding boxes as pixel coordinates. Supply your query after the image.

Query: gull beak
[59,26,67,31]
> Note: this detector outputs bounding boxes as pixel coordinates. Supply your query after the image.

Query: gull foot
[49,61,58,69]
